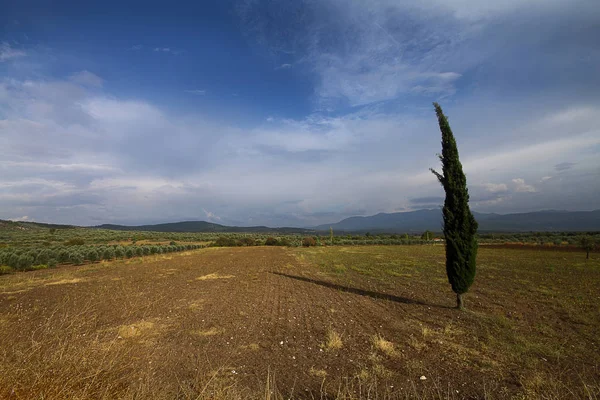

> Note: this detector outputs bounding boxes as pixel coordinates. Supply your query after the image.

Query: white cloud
[152,47,182,54]
[345,0,581,21]
[69,70,103,87]
[1,56,599,225]
[0,42,25,62]
[512,178,536,193]
[276,63,292,69]
[202,208,221,221]
[184,89,206,95]
[483,183,508,193]
[463,134,600,178]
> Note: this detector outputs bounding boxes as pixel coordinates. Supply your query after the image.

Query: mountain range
[3,209,598,234]
[97,209,600,233]
[315,209,600,233]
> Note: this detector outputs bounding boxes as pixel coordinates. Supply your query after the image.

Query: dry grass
[117,320,157,338]
[45,277,84,286]
[325,328,343,350]
[196,273,235,280]
[372,334,396,357]
[309,367,328,378]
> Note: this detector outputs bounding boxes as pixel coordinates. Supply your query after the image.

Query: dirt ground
[0,246,599,399]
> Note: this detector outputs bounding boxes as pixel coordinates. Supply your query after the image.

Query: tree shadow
[270,271,450,309]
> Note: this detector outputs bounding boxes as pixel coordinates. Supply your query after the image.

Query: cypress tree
[430,103,478,310]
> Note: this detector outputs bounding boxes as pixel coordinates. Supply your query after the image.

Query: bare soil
[0,246,599,399]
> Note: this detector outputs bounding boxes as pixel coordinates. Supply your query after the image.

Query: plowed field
[1,246,599,399]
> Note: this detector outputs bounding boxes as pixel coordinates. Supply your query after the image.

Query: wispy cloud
[0,42,25,62]
[483,183,508,193]
[129,45,182,54]
[202,208,221,222]
[275,63,292,70]
[184,89,206,95]
[153,47,183,55]
[69,70,103,87]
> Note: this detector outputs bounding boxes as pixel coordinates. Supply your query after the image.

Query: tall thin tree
[430,103,478,310]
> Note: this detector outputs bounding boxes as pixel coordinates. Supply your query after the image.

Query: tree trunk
[456,293,465,310]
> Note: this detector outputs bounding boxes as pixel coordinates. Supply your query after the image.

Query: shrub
[58,249,71,263]
[125,247,135,258]
[71,253,84,265]
[135,247,143,257]
[302,237,317,247]
[215,237,237,247]
[87,249,99,262]
[115,246,125,258]
[7,253,19,269]
[16,254,34,270]
[48,258,58,268]
[103,247,115,260]
[265,237,279,246]
[236,237,254,246]
[64,238,85,246]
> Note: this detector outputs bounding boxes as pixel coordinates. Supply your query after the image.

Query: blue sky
[1,0,599,227]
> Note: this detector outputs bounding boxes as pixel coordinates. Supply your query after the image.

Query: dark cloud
[555,162,576,171]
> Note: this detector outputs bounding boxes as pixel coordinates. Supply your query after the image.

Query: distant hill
[0,219,75,231]
[4,209,600,235]
[316,209,600,233]
[95,221,312,234]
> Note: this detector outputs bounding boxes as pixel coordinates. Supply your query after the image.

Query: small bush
[265,237,279,246]
[214,237,237,247]
[103,247,115,260]
[58,249,71,263]
[64,238,85,246]
[87,249,99,262]
[115,246,125,258]
[17,254,34,270]
[240,237,256,246]
[302,237,317,247]
[70,253,84,265]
